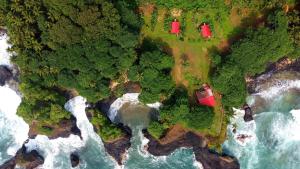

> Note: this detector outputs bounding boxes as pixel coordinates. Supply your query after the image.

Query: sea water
[223,79,300,169]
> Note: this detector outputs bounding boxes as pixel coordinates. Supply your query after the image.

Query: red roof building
[171,21,180,35]
[200,23,212,38]
[195,85,216,107]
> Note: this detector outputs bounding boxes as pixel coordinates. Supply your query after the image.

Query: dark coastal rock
[70,153,80,168]
[247,57,300,94]
[96,96,117,115]
[243,104,253,122]
[143,129,206,156]
[0,144,44,169]
[28,115,82,140]
[0,28,6,36]
[103,126,132,165]
[0,66,13,86]
[143,129,240,169]
[194,147,240,169]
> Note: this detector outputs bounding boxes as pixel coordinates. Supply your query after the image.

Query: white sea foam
[256,80,300,99]
[64,96,99,142]
[108,93,161,122]
[224,77,300,169]
[0,86,29,164]
[0,33,12,67]
[286,109,300,141]
[193,154,204,169]
[25,135,83,169]
[137,129,150,158]
[229,108,257,146]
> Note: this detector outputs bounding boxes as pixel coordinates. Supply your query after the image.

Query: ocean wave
[256,80,300,99]
[0,86,29,164]
[0,33,12,67]
[229,108,257,146]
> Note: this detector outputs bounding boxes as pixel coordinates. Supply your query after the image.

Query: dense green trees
[212,11,296,109]
[1,0,176,137]
[128,48,175,103]
[138,0,229,10]
[287,8,300,58]
[91,109,124,142]
[0,0,140,135]
[148,88,215,139]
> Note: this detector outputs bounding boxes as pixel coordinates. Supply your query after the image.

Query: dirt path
[171,46,189,87]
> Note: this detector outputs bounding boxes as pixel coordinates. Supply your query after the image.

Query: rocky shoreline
[103,127,131,166]
[246,57,300,93]
[143,129,240,169]
[0,144,44,169]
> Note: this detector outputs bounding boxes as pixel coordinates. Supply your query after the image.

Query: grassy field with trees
[139,0,300,148]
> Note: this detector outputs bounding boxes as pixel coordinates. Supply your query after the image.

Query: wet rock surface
[243,104,253,122]
[103,126,132,165]
[28,115,82,140]
[0,144,44,169]
[0,66,13,86]
[70,153,80,168]
[143,130,240,169]
[193,147,240,169]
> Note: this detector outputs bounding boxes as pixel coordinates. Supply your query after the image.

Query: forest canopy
[0,0,175,136]
[1,0,139,129]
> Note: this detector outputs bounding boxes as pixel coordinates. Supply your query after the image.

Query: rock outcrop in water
[70,153,80,168]
[0,66,13,86]
[143,129,240,169]
[0,144,44,169]
[243,104,253,122]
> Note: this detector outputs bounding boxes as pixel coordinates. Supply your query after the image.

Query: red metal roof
[196,89,216,107]
[201,24,212,38]
[198,95,216,107]
[171,21,180,34]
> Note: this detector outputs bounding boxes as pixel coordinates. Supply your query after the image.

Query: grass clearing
[140,4,258,143]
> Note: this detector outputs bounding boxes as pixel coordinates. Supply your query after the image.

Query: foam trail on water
[228,108,257,146]
[25,135,83,169]
[108,93,161,122]
[0,86,29,164]
[193,154,204,169]
[64,96,100,142]
[256,80,300,99]
[0,33,12,67]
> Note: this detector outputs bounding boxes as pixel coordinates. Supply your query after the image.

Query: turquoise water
[223,92,300,169]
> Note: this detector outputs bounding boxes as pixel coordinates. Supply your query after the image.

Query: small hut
[195,84,216,107]
[200,23,212,38]
[171,19,180,36]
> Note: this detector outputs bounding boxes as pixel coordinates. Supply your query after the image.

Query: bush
[91,109,124,142]
[150,8,158,31]
[164,10,172,31]
[148,121,165,139]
